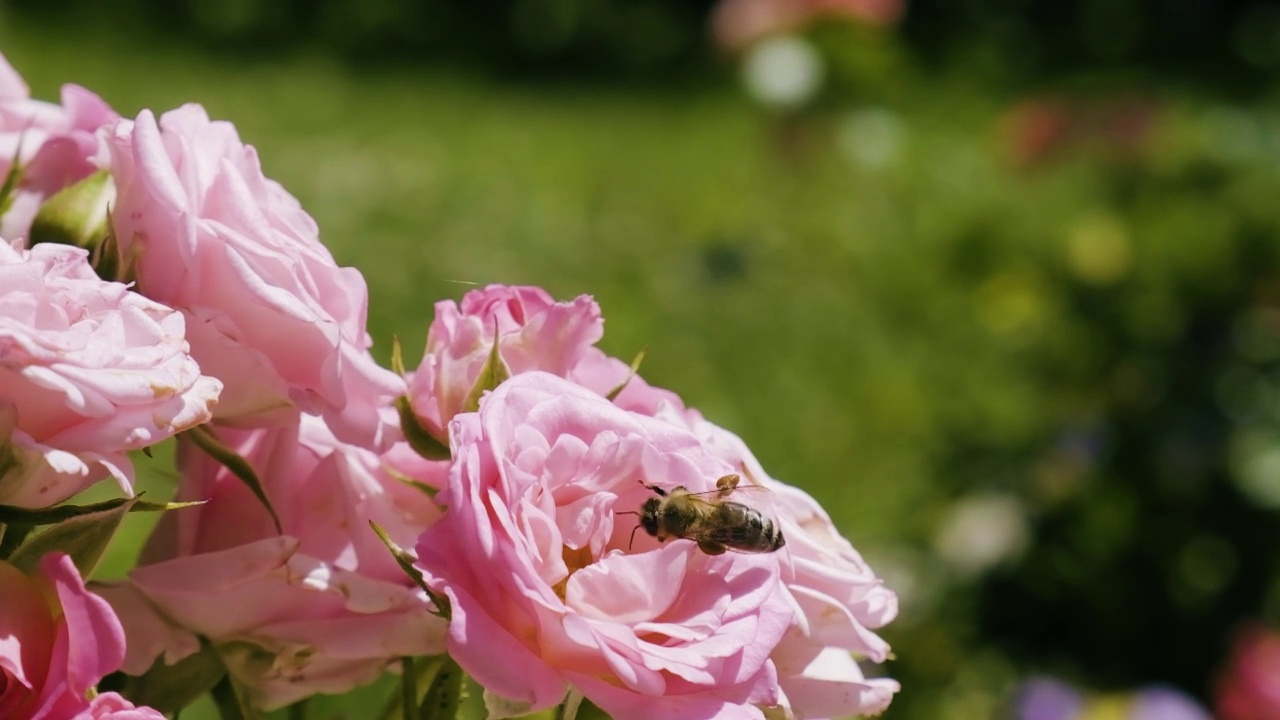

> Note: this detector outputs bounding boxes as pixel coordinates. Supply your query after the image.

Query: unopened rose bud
[28,169,117,273]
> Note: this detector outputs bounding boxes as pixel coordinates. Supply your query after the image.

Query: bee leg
[697,539,727,556]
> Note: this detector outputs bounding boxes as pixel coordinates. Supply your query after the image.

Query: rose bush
[98,414,446,710]
[0,240,221,507]
[0,55,116,243]
[107,105,402,446]
[0,552,163,720]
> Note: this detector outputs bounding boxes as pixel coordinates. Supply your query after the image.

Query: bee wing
[679,484,773,499]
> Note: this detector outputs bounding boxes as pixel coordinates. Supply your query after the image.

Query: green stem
[401,657,417,720]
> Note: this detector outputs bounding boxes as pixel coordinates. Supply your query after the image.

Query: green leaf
[8,496,138,577]
[186,426,282,534]
[0,496,204,526]
[461,326,510,413]
[368,521,450,620]
[111,640,227,715]
[419,656,463,720]
[8,497,137,577]
[0,522,33,560]
[604,346,649,402]
[396,396,451,461]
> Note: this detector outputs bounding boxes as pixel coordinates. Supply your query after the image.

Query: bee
[624,473,785,555]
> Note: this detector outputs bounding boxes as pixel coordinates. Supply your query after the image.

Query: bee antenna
[628,522,642,551]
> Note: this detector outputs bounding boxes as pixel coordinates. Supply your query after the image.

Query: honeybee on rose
[623,473,786,555]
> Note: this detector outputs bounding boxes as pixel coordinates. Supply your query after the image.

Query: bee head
[640,497,662,537]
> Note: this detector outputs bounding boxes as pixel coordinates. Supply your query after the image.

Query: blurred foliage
[11,3,1280,720]
[6,0,1280,89]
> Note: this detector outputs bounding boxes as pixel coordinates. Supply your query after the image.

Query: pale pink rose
[0,53,116,242]
[98,414,445,709]
[406,284,683,439]
[0,553,129,720]
[678,415,898,718]
[1215,625,1280,720]
[415,372,794,719]
[407,285,604,437]
[0,241,222,507]
[81,693,165,720]
[107,105,402,446]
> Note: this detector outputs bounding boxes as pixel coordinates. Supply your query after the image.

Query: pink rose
[0,241,222,507]
[0,54,117,243]
[406,284,682,439]
[99,414,445,710]
[677,415,899,718]
[1216,625,1280,720]
[0,553,138,720]
[81,694,165,720]
[107,104,402,446]
[415,372,794,719]
[407,285,603,437]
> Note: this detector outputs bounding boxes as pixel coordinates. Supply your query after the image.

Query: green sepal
[186,425,282,534]
[369,521,450,620]
[0,496,204,526]
[390,335,408,376]
[384,465,439,501]
[604,346,649,402]
[419,655,463,720]
[211,672,265,720]
[8,496,138,578]
[108,640,227,715]
[396,395,451,461]
[28,169,115,253]
[461,327,510,413]
[556,690,584,720]
[0,134,26,216]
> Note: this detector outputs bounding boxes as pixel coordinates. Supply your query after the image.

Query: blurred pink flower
[0,553,143,720]
[0,53,116,243]
[0,241,221,507]
[1216,625,1280,720]
[711,0,904,52]
[97,414,445,710]
[416,373,794,718]
[107,104,402,446]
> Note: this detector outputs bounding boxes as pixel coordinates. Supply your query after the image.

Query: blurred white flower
[933,493,1030,577]
[741,35,824,108]
[838,107,905,168]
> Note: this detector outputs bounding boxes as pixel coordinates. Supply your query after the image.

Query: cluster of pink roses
[0,50,897,720]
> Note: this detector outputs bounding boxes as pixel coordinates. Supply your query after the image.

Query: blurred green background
[9,0,1280,718]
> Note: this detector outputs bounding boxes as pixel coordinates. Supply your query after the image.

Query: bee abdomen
[712,502,786,553]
